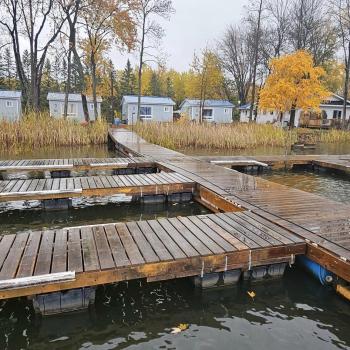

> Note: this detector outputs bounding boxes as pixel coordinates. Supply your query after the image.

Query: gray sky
[115,0,247,71]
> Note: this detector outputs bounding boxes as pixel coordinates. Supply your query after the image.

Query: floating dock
[0,128,349,310]
[0,172,194,202]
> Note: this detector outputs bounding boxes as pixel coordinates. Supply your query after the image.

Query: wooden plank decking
[0,157,154,173]
[197,154,350,172]
[0,212,305,299]
[109,129,350,282]
[0,172,194,202]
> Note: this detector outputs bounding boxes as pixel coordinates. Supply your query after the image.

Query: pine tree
[41,59,53,108]
[120,59,136,96]
[22,49,31,82]
[3,48,15,89]
[166,76,174,98]
[149,71,161,96]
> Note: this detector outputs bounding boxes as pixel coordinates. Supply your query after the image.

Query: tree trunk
[137,15,146,124]
[249,0,263,122]
[290,105,296,129]
[342,41,350,130]
[91,52,99,120]
[110,68,114,121]
[63,48,72,119]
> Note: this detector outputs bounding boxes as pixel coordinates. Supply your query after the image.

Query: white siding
[49,100,101,121]
[123,103,173,124]
[0,98,22,121]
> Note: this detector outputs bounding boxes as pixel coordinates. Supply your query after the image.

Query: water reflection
[0,201,209,235]
[0,268,349,349]
[180,142,350,157]
[260,168,350,205]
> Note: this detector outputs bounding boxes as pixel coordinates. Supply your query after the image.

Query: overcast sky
[115,0,247,71]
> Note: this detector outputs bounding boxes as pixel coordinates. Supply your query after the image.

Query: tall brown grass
[0,112,108,149]
[134,122,296,150]
[134,122,350,150]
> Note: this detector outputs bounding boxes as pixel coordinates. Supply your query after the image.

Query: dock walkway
[0,157,153,173]
[0,129,348,302]
[109,129,350,282]
[0,172,194,202]
[0,212,304,299]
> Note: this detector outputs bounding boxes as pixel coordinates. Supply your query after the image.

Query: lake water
[180,142,350,157]
[0,145,350,349]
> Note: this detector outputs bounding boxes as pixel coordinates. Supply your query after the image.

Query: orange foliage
[259,50,330,113]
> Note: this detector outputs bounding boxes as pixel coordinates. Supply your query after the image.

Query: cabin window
[90,103,94,110]
[270,111,273,115]
[224,108,229,114]
[140,106,152,119]
[164,106,170,112]
[333,110,341,119]
[202,108,213,119]
[6,100,14,108]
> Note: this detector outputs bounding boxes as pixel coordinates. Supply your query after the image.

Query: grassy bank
[0,112,108,149]
[134,122,350,150]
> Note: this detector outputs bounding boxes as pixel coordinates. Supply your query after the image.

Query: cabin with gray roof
[47,93,102,121]
[179,99,234,123]
[239,93,350,128]
[0,90,22,121]
[121,95,176,124]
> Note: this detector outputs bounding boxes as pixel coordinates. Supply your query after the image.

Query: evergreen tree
[3,48,15,89]
[22,49,31,82]
[120,59,136,96]
[149,71,161,96]
[165,76,174,98]
[40,59,53,108]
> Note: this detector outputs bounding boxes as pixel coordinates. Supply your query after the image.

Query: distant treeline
[0,0,349,120]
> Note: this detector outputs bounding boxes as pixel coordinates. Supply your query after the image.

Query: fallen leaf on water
[171,323,189,334]
[247,291,256,299]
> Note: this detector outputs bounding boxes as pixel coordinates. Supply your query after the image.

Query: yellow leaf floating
[178,323,189,331]
[247,291,256,299]
[171,323,189,334]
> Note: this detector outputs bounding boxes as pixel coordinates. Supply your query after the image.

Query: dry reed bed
[134,122,295,150]
[134,122,350,150]
[0,113,108,149]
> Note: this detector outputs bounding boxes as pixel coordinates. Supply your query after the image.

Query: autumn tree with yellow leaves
[259,50,330,128]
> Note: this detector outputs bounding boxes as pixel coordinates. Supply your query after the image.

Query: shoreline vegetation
[134,122,350,150]
[0,113,108,149]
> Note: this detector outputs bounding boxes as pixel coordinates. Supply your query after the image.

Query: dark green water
[180,142,350,157]
[260,168,350,205]
[0,201,209,235]
[1,268,349,350]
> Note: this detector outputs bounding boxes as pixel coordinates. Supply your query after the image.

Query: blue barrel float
[297,256,334,285]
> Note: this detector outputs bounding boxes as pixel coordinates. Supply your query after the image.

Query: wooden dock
[0,212,305,299]
[0,128,349,305]
[197,154,350,172]
[109,129,350,283]
[0,172,194,202]
[0,157,154,173]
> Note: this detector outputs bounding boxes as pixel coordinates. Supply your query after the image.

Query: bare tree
[289,0,338,65]
[59,0,89,120]
[261,0,290,65]
[80,0,135,120]
[0,0,66,110]
[219,26,253,106]
[134,0,174,123]
[332,0,350,128]
[247,0,264,122]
